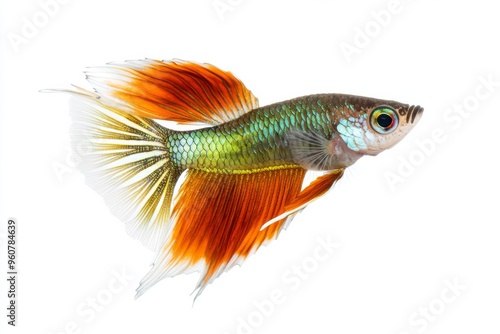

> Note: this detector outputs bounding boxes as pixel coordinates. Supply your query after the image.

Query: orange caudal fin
[135,167,308,299]
[85,59,259,125]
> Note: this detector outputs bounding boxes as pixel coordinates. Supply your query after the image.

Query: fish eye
[370,106,398,134]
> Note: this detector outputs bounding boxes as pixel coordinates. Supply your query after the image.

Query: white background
[1,0,499,333]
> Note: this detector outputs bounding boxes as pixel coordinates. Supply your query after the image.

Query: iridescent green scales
[168,95,341,173]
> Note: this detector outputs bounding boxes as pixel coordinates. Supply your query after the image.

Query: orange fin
[260,169,345,230]
[85,59,259,125]
[136,167,307,298]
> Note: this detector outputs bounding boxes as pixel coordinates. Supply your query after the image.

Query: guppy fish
[64,59,423,298]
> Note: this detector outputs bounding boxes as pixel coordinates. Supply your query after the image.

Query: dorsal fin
[85,59,259,125]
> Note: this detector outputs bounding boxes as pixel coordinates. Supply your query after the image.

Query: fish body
[64,59,423,298]
[168,93,419,172]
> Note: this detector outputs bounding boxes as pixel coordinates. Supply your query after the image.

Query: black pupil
[377,113,393,128]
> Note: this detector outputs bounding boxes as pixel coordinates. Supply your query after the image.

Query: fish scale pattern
[168,95,338,172]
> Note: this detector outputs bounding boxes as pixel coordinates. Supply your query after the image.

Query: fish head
[336,96,423,156]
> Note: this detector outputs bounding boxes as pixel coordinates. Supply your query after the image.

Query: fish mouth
[405,105,424,124]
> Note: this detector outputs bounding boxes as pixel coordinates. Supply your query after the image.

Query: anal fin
[260,169,345,230]
[136,167,307,298]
